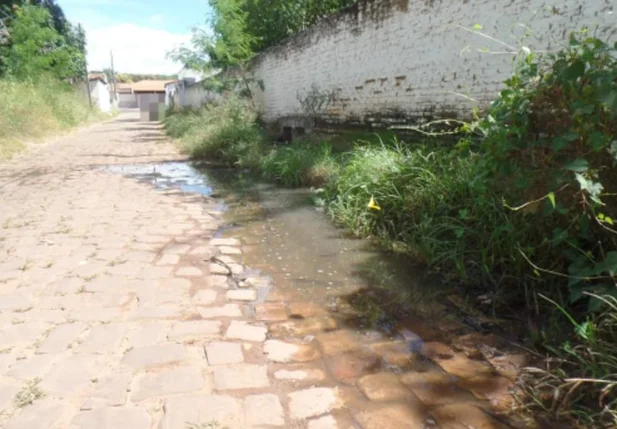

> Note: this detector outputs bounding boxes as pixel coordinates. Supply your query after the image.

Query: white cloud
[86,23,190,74]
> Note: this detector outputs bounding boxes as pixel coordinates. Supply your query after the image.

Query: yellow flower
[367,196,381,211]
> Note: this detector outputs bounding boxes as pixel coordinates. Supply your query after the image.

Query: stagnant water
[105,161,533,428]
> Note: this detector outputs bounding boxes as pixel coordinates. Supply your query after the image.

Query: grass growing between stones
[14,378,45,407]
[0,78,107,160]
[187,422,228,429]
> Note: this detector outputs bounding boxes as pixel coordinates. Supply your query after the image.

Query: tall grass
[0,78,104,159]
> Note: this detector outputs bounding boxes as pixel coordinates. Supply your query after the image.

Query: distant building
[165,67,220,109]
[116,83,136,108]
[79,73,111,113]
[131,80,174,121]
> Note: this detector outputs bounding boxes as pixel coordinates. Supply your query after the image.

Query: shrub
[0,78,103,159]
[260,142,339,187]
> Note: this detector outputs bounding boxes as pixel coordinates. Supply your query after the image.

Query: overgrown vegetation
[0,2,104,159]
[167,31,617,428]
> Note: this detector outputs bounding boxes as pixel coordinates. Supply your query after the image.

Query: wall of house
[78,80,111,113]
[184,83,220,109]
[118,92,137,108]
[245,0,615,127]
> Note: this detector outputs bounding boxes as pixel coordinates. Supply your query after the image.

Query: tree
[0,3,85,81]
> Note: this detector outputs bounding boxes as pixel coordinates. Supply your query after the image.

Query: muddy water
[107,161,532,429]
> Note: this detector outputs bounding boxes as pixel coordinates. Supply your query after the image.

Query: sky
[58,0,212,75]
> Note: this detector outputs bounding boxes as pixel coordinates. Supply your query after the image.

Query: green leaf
[547,192,555,208]
[564,158,589,172]
[575,173,604,204]
[606,217,614,225]
[594,251,617,276]
[552,137,568,151]
[563,59,585,81]
[473,24,483,30]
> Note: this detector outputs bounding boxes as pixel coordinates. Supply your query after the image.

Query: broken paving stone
[213,364,269,390]
[226,289,257,302]
[255,303,287,321]
[316,330,362,356]
[205,341,244,365]
[199,304,243,319]
[354,404,426,429]
[122,343,188,369]
[161,395,243,429]
[225,320,267,342]
[210,238,241,247]
[288,387,341,420]
[168,321,221,341]
[264,339,321,363]
[244,394,285,426]
[69,407,151,429]
[132,367,206,401]
[176,266,204,277]
[357,373,418,403]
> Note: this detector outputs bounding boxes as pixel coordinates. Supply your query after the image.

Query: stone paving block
[156,254,180,266]
[40,354,101,397]
[189,246,212,256]
[0,378,21,413]
[69,306,125,323]
[288,387,341,420]
[0,321,51,348]
[317,330,362,356]
[210,274,230,288]
[164,244,191,255]
[430,403,509,429]
[270,316,337,337]
[36,322,87,354]
[369,341,415,368]
[139,266,174,280]
[219,246,241,255]
[129,304,183,320]
[81,372,132,409]
[210,238,241,247]
[353,404,426,429]
[225,321,267,342]
[79,323,127,354]
[0,294,33,311]
[357,373,417,403]
[400,371,477,407]
[210,263,230,275]
[255,303,287,321]
[193,289,217,305]
[199,304,243,319]
[288,302,326,319]
[161,395,244,429]
[69,407,151,429]
[324,350,380,384]
[4,398,64,429]
[245,394,285,426]
[5,354,58,380]
[308,415,338,429]
[132,367,206,401]
[176,266,204,277]
[264,339,320,363]
[205,342,244,366]
[122,344,188,369]
[213,364,269,390]
[226,289,257,302]
[274,368,327,383]
[168,321,221,341]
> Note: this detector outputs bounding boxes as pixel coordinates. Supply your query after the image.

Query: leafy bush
[164,108,203,138]
[0,78,103,159]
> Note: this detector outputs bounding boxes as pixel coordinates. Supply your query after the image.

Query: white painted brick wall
[248,0,615,125]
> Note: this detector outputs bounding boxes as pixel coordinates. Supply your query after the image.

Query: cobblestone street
[0,112,518,429]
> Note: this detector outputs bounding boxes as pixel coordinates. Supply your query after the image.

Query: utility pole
[84,58,92,108]
[110,50,117,107]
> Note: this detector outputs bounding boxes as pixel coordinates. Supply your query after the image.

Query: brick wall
[248,0,615,127]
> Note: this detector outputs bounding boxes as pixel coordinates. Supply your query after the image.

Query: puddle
[106,161,529,426]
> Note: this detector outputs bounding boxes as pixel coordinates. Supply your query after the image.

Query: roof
[87,72,107,84]
[115,82,133,93]
[131,80,174,92]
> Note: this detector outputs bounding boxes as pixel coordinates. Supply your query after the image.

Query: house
[131,80,174,121]
[165,67,220,109]
[80,73,111,113]
[116,83,137,108]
